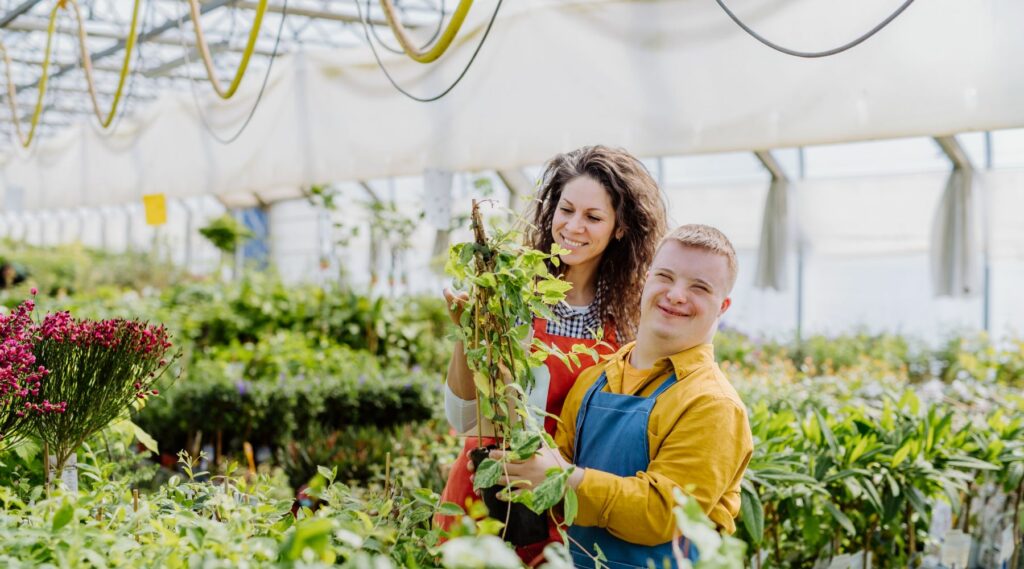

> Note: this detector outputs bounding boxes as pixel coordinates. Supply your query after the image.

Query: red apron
[435,317,618,565]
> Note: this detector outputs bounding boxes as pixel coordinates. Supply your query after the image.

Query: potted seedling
[445,200,583,546]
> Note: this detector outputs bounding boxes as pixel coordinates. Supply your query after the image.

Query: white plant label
[940,530,971,569]
[998,526,1014,563]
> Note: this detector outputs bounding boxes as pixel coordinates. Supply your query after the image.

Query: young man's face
[638,240,732,350]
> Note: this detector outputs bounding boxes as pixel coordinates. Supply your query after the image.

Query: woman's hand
[443,287,470,326]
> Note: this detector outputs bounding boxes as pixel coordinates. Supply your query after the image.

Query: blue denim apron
[568,372,697,568]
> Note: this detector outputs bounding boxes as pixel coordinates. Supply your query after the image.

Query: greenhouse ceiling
[1,0,1023,210]
[0,0,444,147]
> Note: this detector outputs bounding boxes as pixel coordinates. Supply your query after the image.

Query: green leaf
[906,486,929,518]
[471,371,491,397]
[739,485,764,546]
[130,421,159,454]
[473,458,502,490]
[476,518,505,536]
[316,465,337,484]
[563,486,579,526]
[899,389,920,415]
[282,518,336,563]
[892,443,911,468]
[861,478,884,513]
[52,500,74,531]
[13,439,39,462]
[847,436,870,465]
[527,472,567,514]
[825,502,856,536]
[479,396,495,420]
[1004,461,1024,492]
[437,502,465,517]
[946,457,1000,471]
[813,408,840,455]
[509,432,542,460]
[474,273,497,289]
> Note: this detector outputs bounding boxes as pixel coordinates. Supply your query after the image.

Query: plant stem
[473,301,482,449]
[863,516,876,569]
[1011,480,1022,569]
[500,458,513,542]
[962,482,973,533]
[562,531,611,569]
[906,501,916,566]
[43,440,50,496]
[769,504,782,565]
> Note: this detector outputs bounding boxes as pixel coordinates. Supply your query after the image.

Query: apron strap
[573,371,608,461]
[532,317,548,337]
[649,372,678,399]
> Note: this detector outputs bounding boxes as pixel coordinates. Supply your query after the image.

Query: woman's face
[551,175,617,269]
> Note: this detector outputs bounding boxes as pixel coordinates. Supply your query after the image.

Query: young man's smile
[636,239,732,356]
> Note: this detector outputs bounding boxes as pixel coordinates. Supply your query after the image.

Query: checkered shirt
[542,294,606,340]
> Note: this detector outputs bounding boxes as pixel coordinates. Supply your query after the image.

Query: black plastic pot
[469,445,550,547]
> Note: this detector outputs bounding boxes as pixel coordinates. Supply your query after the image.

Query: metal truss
[0,0,445,150]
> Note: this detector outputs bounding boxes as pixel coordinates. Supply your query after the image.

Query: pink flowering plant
[0,294,55,447]
[28,309,176,478]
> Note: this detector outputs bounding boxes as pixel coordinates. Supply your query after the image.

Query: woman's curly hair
[524,146,668,342]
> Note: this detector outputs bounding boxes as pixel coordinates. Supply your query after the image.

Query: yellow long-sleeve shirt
[555,342,753,544]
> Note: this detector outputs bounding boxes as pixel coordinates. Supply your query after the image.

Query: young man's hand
[470,447,585,497]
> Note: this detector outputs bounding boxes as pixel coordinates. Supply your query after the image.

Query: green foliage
[275,420,456,491]
[134,368,436,466]
[0,451,446,568]
[732,365,1024,567]
[673,488,748,568]
[198,214,255,254]
[0,239,184,299]
[938,333,1024,387]
[158,274,451,373]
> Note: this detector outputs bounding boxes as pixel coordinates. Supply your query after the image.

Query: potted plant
[445,200,584,546]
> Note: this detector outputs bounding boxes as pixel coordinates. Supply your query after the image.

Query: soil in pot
[469,445,550,547]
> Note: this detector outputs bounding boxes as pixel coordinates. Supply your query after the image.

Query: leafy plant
[198,214,254,255]
[445,201,586,543]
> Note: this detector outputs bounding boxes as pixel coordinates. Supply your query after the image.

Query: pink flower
[30,287,38,295]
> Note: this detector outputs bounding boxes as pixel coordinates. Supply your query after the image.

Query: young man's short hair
[657,224,738,293]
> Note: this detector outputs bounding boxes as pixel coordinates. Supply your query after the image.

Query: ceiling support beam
[0,0,46,28]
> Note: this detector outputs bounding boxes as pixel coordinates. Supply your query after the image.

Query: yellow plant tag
[142,194,167,226]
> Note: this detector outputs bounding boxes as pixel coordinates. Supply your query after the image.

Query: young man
[492,224,754,568]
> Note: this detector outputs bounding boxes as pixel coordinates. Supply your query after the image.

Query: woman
[437,145,668,564]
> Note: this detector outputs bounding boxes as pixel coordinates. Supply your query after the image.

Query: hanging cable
[378,0,471,63]
[185,0,269,98]
[103,0,155,134]
[370,0,446,56]
[715,0,916,58]
[177,0,288,144]
[356,0,501,102]
[66,0,141,128]
[0,1,61,148]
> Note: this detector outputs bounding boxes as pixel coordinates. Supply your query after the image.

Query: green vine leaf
[473,459,502,490]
